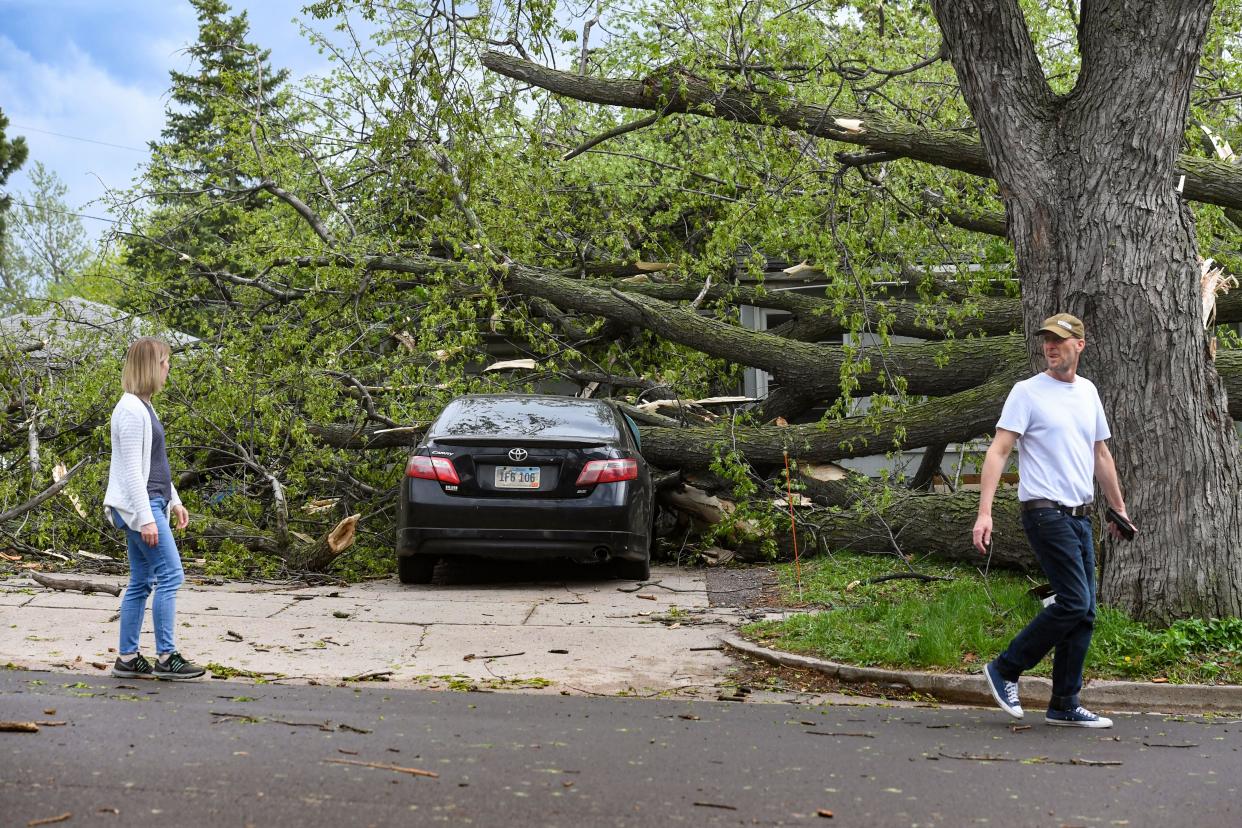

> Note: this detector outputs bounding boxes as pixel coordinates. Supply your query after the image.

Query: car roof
[427,394,621,441]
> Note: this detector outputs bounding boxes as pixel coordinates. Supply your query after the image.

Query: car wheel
[612,554,650,582]
[398,555,437,585]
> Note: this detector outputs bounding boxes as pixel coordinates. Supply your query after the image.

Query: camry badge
[508,448,528,462]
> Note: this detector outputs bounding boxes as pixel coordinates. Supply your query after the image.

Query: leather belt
[1021,498,1092,517]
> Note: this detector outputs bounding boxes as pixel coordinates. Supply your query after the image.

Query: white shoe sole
[1045,717,1112,728]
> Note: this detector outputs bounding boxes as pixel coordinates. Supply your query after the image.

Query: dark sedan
[396,394,654,583]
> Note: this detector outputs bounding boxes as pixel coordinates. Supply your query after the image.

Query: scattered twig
[463,652,525,661]
[805,730,875,738]
[693,802,737,810]
[344,670,394,682]
[27,814,72,827]
[862,572,953,585]
[322,758,439,778]
[1142,742,1198,748]
[210,711,370,733]
[936,751,1121,766]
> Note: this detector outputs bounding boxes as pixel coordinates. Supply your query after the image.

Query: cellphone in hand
[1105,506,1136,541]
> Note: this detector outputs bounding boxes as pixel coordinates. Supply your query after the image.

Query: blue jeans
[993,508,1096,711]
[112,497,184,655]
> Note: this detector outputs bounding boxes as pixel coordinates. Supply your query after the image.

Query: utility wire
[4,198,119,225]
[10,123,147,153]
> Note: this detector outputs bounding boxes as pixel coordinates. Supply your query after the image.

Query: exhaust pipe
[592,546,611,562]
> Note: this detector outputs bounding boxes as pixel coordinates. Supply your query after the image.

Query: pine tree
[0,107,30,304]
[125,0,292,336]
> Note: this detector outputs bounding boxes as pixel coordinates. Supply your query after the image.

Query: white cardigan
[103,392,181,530]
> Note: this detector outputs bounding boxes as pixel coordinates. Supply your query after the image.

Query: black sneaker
[111,653,155,679]
[153,651,206,681]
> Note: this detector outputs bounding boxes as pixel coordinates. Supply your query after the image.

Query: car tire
[398,555,437,585]
[612,554,650,582]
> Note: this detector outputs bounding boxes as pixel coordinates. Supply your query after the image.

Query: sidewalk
[4,565,1239,713]
[0,565,740,696]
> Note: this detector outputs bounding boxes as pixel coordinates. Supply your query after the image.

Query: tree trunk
[735,490,1036,570]
[933,0,1242,621]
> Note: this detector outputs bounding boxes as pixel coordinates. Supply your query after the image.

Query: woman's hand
[140,522,158,547]
[171,504,189,531]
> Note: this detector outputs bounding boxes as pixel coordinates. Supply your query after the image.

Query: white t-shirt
[996,372,1111,506]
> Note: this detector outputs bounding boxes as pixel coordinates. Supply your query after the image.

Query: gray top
[142,401,174,502]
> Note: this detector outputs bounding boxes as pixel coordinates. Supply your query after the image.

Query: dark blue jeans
[993,507,1096,711]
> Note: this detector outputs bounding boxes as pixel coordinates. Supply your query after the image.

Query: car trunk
[431,437,611,499]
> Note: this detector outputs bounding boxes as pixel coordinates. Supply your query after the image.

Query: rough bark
[638,373,1017,469]
[933,0,1242,621]
[481,51,1242,212]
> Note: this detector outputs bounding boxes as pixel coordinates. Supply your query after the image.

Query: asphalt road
[2,669,1239,827]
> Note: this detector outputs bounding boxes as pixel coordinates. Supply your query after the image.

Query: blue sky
[0,1,333,235]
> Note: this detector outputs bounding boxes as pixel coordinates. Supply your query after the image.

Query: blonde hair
[121,337,171,397]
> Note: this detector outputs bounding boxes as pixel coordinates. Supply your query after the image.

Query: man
[972,313,1132,728]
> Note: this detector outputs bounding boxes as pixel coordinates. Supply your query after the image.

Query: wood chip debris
[0,721,40,733]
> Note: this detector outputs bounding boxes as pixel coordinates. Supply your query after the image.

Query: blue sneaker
[983,661,1023,718]
[1045,706,1112,728]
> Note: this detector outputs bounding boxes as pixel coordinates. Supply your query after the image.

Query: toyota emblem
[508,448,528,462]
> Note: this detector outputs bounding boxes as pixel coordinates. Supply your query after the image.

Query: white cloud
[0,1,334,240]
[0,36,163,226]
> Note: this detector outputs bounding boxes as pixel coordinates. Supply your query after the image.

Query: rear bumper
[397,527,648,563]
[398,476,651,563]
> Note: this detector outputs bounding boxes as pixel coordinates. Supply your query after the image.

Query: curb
[720,634,1242,714]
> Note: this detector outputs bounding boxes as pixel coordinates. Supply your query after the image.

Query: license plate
[495,465,540,488]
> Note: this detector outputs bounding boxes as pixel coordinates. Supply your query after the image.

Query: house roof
[0,297,198,361]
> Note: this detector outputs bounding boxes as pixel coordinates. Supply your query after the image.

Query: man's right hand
[972,514,992,555]
[140,522,158,547]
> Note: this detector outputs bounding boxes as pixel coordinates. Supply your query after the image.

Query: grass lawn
[740,551,1242,685]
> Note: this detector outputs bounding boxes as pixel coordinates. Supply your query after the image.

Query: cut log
[25,571,122,597]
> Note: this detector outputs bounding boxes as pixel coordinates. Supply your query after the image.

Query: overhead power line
[10,123,147,153]
[6,199,119,225]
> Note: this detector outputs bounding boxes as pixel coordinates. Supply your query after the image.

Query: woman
[104,337,205,680]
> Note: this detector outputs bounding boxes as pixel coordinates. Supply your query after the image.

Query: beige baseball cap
[1037,313,1085,339]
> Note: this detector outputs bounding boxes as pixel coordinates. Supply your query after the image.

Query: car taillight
[406,455,461,485]
[576,458,638,486]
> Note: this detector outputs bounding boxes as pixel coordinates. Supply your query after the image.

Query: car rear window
[428,396,621,441]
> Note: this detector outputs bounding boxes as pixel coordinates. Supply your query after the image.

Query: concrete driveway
[0,563,747,696]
